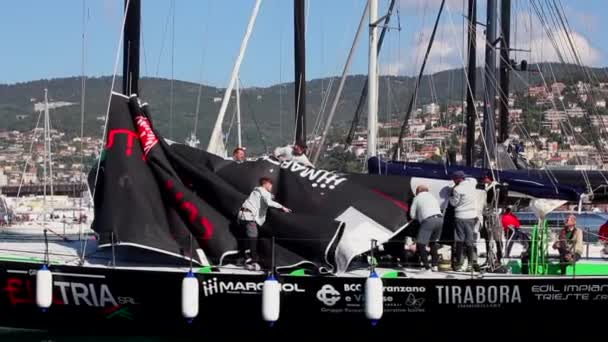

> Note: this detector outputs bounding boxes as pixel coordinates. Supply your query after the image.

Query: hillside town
[338,80,608,170]
[2,79,608,189]
[0,128,100,187]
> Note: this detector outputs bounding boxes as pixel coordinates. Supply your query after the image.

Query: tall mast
[483,0,498,167]
[465,0,477,167]
[498,0,511,143]
[43,90,48,205]
[207,0,262,155]
[122,0,141,95]
[345,0,397,148]
[236,77,242,148]
[311,1,369,164]
[367,0,379,159]
[294,0,307,147]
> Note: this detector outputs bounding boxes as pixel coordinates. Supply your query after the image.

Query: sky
[0,0,606,88]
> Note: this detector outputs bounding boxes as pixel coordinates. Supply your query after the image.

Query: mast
[42,90,48,205]
[367,0,379,159]
[42,89,54,207]
[236,77,242,148]
[483,0,497,167]
[393,0,446,160]
[465,0,477,167]
[311,2,368,164]
[122,0,141,95]
[207,0,262,155]
[345,0,397,148]
[294,0,306,147]
[498,0,511,143]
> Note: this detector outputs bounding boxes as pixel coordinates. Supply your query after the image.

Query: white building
[423,103,440,115]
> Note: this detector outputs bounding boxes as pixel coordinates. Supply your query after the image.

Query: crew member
[238,177,291,270]
[552,214,583,275]
[501,206,529,258]
[449,170,479,272]
[273,143,314,167]
[409,185,443,272]
[233,147,246,163]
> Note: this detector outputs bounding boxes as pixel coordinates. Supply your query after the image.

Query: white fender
[181,271,199,321]
[364,271,383,323]
[36,265,53,310]
[261,274,281,325]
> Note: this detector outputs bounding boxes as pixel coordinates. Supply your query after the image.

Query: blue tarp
[368,157,583,201]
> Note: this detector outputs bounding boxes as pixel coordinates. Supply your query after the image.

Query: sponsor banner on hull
[1,262,608,331]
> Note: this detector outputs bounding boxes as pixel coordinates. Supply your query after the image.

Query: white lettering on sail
[134,116,159,157]
[260,156,348,190]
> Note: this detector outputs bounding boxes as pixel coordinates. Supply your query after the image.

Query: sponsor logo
[134,115,159,158]
[3,278,130,308]
[384,285,426,293]
[436,285,522,308]
[201,278,305,297]
[55,281,118,307]
[103,305,135,320]
[531,284,608,301]
[317,284,341,306]
[405,294,425,309]
[263,157,347,190]
[343,283,426,293]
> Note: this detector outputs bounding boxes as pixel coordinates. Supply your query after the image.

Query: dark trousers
[454,218,478,268]
[416,216,443,269]
[238,220,259,262]
[558,248,580,275]
[505,229,529,258]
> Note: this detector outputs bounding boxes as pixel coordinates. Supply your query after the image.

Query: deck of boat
[1,236,607,279]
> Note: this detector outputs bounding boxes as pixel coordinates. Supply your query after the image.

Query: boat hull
[1,261,607,333]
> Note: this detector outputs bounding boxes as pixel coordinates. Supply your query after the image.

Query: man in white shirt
[273,143,314,168]
[238,177,291,269]
[449,170,480,272]
[410,184,443,271]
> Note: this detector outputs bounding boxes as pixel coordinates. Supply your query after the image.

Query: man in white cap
[449,170,479,271]
[410,184,443,272]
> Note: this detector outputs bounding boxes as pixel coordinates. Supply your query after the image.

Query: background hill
[1,63,606,154]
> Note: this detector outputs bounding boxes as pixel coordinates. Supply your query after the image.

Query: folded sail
[90,93,414,272]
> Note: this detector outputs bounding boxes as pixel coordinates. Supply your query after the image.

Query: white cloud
[381,6,603,77]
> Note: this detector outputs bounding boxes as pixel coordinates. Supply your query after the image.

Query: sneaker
[455,265,467,272]
[420,268,432,274]
[431,266,439,272]
[245,262,261,271]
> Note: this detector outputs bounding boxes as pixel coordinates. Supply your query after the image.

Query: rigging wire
[169,0,176,140]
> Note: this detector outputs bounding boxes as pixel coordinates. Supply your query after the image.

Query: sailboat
[1,89,93,240]
[0,0,607,334]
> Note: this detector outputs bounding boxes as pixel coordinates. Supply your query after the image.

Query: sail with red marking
[90,93,414,272]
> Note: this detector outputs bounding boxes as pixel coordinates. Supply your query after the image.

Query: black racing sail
[90,93,413,273]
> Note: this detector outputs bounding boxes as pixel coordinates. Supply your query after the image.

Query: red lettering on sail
[106,129,138,157]
[164,179,214,241]
[134,116,159,158]
[200,217,214,240]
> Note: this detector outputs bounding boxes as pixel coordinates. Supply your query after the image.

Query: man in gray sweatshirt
[449,171,479,271]
[238,177,291,270]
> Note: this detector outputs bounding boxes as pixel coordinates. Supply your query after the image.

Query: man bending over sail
[410,184,443,272]
[238,177,291,270]
[273,143,314,168]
